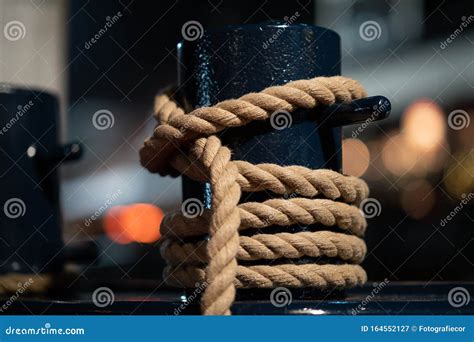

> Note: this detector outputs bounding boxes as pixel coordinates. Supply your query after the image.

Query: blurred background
[0,0,473,287]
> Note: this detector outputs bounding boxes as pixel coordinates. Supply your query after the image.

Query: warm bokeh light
[382,128,448,177]
[400,179,436,219]
[104,205,133,245]
[443,150,474,199]
[104,203,163,244]
[382,133,418,177]
[342,138,370,177]
[401,99,446,151]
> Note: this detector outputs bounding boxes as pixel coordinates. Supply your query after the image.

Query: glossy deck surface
[1,282,472,315]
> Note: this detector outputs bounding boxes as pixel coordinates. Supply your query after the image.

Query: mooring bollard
[0,87,87,288]
[174,22,390,307]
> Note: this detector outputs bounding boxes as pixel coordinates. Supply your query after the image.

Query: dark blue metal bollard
[177,22,390,301]
[0,87,82,278]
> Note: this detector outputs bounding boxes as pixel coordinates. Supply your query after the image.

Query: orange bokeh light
[382,99,449,177]
[342,138,370,177]
[104,203,163,244]
[401,99,446,151]
[104,205,133,244]
[382,133,417,176]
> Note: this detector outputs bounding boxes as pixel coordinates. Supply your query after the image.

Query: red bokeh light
[104,203,163,244]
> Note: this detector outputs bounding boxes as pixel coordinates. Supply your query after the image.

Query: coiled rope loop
[140,76,369,315]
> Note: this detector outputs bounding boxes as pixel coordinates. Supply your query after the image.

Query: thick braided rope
[161,231,367,264]
[191,137,241,315]
[234,162,369,203]
[160,198,367,239]
[164,264,367,289]
[0,273,55,294]
[169,155,369,204]
[140,76,367,175]
[239,198,366,232]
[140,76,368,315]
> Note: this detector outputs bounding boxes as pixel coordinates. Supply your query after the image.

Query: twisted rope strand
[239,198,366,232]
[0,273,54,294]
[161,231,367,264]
[164,264,367,289]
[169,153,368,203]
[235,162,369,204]
[160,197,366,240]
[190,136,241,315]
[140,76,367,176]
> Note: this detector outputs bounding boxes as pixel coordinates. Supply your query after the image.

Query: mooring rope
[0,273,55,294]
[140,76,369,315]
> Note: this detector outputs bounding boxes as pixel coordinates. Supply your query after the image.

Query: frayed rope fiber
[140,76,369,315]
